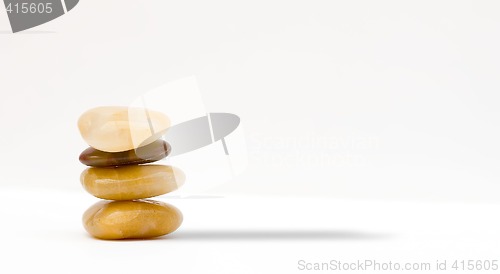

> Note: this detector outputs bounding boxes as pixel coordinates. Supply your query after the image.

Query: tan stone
[78,106,170,152]
[82,200,183,240]
[80,165,185,200]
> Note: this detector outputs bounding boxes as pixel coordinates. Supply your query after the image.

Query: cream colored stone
[82,200,183,240]
[78,106,170,152]
[80,165,185,200]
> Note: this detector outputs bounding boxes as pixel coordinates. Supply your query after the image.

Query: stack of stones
[77,106,184,240]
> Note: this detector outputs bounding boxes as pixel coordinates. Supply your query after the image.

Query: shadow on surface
[169,230,392,241]
[163,195,225,199]
[73,230,392,242]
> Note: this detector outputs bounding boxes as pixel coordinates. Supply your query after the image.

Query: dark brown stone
[79,139,171,167]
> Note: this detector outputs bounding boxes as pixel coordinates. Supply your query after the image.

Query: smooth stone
[79,139,171,167]
[83,200,183,240]
[80,165,185,200]
[78,106,170,152]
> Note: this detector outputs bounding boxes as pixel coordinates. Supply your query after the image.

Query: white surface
[1,187,499,274]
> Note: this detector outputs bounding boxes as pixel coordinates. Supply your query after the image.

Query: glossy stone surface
[80,165,185,200]
[78,106,170,152]
[79,139,171,167]
[82,200,183,240]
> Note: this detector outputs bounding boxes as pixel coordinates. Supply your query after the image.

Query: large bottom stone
[82,200,183,240]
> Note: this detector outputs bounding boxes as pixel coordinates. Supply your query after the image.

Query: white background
[0,1,499,273]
